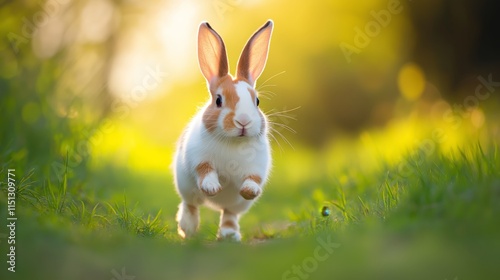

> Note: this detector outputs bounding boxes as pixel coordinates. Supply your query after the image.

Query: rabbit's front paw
[239,181,261,200]
[200,173,222,196]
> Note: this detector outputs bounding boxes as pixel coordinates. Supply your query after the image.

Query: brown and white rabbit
[173,20,274,241]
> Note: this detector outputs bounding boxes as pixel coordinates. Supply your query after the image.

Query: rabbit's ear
[198,22,229,86]
[236,20,274,87]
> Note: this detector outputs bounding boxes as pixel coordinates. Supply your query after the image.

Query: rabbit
[173,20,274,241]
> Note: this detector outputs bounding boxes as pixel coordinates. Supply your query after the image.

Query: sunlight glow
[109,0,199,100]
[90,120,172,173]
[79,0,115,43]
[157,0,200,81]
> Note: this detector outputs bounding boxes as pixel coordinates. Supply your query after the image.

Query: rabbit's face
[203,75,265,138]
[197,20,273,139]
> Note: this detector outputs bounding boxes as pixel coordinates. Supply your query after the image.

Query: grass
[1,119,499,280]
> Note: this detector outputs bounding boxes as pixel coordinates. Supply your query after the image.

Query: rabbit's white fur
[173,20,274,241]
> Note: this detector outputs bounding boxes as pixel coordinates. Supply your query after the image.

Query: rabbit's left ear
[236,20,274,87]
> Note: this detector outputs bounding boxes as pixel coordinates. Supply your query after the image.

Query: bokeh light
[398,62,426,101]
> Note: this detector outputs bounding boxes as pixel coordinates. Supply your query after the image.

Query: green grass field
[1,115,499,280]
[2,1,500,279]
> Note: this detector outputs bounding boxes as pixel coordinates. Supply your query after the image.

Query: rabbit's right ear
[198,22,229,87]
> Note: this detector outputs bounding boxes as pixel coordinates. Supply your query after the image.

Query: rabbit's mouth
[238,128,247,137]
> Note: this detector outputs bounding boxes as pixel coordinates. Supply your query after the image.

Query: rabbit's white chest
[208,137,270,186]
[175,121,271,210]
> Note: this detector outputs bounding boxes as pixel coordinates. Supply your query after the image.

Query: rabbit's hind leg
[176,201,200,239]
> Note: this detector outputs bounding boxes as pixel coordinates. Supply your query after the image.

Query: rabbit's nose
[235,113,252,128]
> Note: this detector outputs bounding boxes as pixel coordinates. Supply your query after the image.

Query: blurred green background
[1,0,500,279]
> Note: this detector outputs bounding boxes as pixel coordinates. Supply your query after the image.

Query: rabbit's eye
[256,97,260,107]
[216,94,222,108]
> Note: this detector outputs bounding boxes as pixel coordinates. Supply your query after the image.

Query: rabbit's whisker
[257,70,286,90]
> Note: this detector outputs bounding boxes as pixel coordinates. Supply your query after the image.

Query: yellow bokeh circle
[398,63,426,101]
